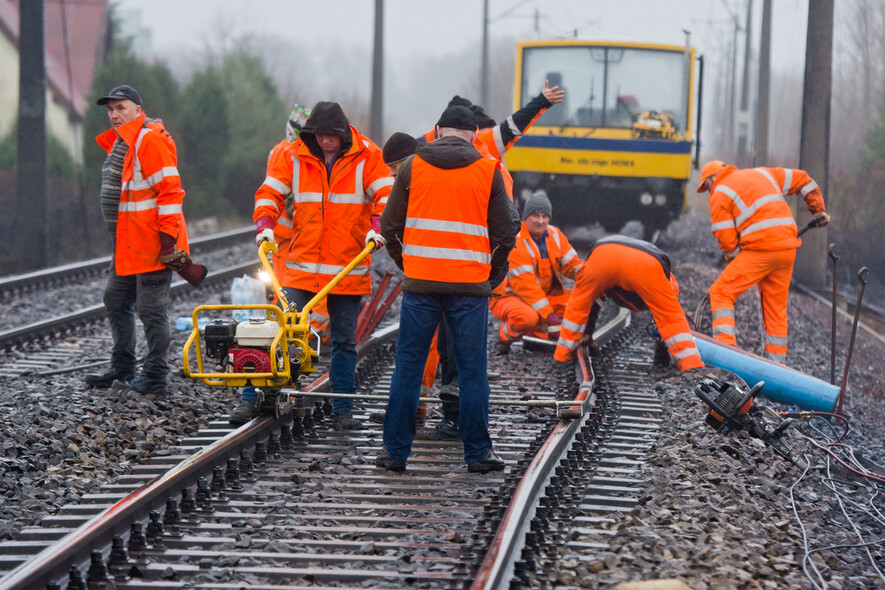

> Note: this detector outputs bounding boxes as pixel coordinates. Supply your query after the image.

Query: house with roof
[0,0,109,166]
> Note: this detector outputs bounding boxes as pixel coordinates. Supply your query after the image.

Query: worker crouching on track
[491,190,582,354]
[554,236,704,372]
[697,161,830,364]
[376,105,520,473]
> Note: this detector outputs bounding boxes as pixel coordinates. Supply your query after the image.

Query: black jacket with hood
[380,136,519,296]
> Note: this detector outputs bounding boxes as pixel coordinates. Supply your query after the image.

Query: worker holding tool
[234,101,393,429]
[697,161,830,364]
[376,105,520,473]
[491,190,583,354]
[554,236,704,373]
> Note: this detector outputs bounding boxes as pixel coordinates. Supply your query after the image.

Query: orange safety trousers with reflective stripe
[709,248,795,364]
[491,291,570,344]
[402,156,496,282]
[554,244,703,372]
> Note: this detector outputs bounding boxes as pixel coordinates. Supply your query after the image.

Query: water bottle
[174,316,193,331]
[231,276,251,322]
[247,276,267,318]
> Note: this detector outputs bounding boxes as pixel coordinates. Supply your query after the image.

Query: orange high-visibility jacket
[262,140,295,275]
[709,165,827,258]
[96,113,189,276]
[500,223,582,317]
[253,127,392,295]
[402,156,497,283]
[422,129,514,199]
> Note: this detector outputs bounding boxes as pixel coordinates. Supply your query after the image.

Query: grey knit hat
[523,190,552,220]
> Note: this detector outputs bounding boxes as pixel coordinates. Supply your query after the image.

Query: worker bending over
[554,236,703,372]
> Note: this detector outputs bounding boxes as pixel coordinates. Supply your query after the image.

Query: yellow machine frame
[182,240,376,389]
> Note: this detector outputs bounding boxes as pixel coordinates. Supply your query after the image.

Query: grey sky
[115,0,810,141]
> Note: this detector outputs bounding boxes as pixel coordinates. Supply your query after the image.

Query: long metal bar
[472,308,630,589]
[836,267,869,415]
[828,244,840,384]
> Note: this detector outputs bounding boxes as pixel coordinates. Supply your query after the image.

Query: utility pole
[369,0,384,143]
[481,0,489,108]
[17,0,48,271]
[726,14,739,157]
[755,0,771,165]
[737,0,753,166]
[795,0,833,289]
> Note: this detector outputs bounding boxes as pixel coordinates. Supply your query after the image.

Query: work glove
[159,233,207,287]
[585,337,600,356]
[545,312,561,326]
[366,215,386,248]
[256,216,276,246]
[365,230,386,248]
[813,211,831,227]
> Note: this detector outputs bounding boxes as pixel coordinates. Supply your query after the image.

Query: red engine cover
[227,347,272,374]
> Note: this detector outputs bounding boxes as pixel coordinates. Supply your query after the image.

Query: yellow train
[505,40,702,237]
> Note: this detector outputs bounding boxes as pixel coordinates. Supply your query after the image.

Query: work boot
[416,418,460,441]
[467,446,506,474]
[370,405,427,426]
[84,366,134,389]
[228,401,258,426]
[493,340,511,355]
[438,383,459,403]
[113,373,167,395]
[333,413,360,431]
[369,411,386,424]
[374,446,406,472]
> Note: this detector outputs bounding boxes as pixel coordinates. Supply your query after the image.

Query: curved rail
[472,309,631,589]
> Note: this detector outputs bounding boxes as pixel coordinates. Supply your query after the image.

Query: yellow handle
[297,241,377,324]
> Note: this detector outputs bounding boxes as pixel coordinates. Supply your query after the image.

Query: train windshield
[522,45,690,132]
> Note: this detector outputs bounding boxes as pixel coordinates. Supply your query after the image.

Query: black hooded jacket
[299,101,353,161]
[380,136,520,296]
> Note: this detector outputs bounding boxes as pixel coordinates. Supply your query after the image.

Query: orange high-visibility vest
[709,165,827,258]
[96,113,189,275]
[422,128,513,199]
[253,127,392,295]
[402,156,497,283]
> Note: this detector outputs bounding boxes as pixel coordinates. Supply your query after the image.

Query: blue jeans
[103,261,172,380]
[383,293,492,464]
[437,314,460,424]
[241,288,360,415]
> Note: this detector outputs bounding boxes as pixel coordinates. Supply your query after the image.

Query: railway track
[0,304,674,589]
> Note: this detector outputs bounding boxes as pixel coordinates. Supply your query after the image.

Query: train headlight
[654,193,668,206]
[640,192,654,206]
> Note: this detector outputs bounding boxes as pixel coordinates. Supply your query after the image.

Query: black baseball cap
[96,85,142,106]
[436,105,477,131]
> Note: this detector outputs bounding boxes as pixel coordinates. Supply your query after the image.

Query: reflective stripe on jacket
[402,155,497,283]
[499,223,582,315]
[252,126,392,295]
[709,165,827,254]
[95,112,188,276]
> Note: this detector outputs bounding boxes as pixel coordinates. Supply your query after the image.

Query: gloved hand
[256,228,275,246]
[545,312,561,326]
[160,248,190,272]
[365,229,386,248]
[366,214,385,248]
[814,211,831,227]
[256,216,276,245]
[586,338,599,356]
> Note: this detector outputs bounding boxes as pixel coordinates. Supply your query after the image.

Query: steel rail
[472,309,631,589]
[0,261,258,350]
[0,226,253,296]
[0,323,395,590]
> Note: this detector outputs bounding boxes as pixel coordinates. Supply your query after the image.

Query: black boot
[84,366,134,388]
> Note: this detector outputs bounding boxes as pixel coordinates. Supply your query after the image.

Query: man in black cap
[85,85,204,396]
[375,106,519,473]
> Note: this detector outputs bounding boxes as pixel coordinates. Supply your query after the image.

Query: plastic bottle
[230,276,251,322]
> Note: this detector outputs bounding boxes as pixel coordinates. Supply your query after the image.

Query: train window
[521,44,689,132]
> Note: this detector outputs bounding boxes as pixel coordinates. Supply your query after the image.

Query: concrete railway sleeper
[0,306,670,589]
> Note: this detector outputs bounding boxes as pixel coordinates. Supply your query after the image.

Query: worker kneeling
[491,191,582,354]
[554,235,704,373]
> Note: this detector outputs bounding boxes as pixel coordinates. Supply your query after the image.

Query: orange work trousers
[708,248,795,364]
[490,292,570,344]
[554,244,703,372]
